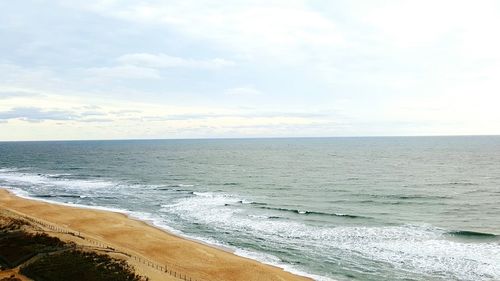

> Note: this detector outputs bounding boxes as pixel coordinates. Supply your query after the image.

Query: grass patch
[20,250,147,281]
[0,214,147,281]
[0,232,66,268]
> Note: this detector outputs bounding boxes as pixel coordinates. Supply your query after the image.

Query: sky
[1,0,500,141]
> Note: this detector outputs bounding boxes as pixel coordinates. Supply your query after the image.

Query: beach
[0,188,311,281]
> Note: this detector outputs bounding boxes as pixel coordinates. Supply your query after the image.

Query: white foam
[7,186,32,198]
[162,192,500,281]
[1,186,327,280]
[0,168,21,173]
[127,211,185,234]
[0,170,116,190]
[192,191,215,197]
[2,185,185,239]
[46,173,73,177]
[3,168,498,280]
[234,248,337,281]
[2,186,128,214]
[1,186,234,255]
[161,192,340,280]
[248,214,269,219]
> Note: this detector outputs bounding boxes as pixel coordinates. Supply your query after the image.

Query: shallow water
[0,137,499,280]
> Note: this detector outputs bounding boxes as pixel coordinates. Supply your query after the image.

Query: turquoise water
[0,137,499,280]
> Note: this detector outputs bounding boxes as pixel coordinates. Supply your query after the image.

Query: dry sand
[0,189,312,281]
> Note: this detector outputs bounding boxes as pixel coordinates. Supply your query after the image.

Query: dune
[0,189,311,281]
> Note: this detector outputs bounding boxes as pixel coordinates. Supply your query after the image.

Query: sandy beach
[0,188,311,281]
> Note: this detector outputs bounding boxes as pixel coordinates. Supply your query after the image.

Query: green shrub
[20,250,146,281]
[0,232,66,267]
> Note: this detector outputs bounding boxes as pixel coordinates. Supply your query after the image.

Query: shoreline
[5,187,330,280]
[7,187,238,253]
[0,188,313,281]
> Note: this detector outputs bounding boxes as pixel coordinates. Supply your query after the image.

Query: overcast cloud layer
[1,0,499,140]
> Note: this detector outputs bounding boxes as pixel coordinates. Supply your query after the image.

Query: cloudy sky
[1,0,499,140]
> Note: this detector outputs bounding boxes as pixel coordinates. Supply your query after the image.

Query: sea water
[0,137,499,281]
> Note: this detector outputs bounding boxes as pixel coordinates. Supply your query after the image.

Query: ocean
[0,137,499,281]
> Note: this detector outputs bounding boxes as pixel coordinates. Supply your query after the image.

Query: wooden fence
[1,208,203,281]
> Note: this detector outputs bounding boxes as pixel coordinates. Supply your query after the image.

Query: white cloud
[224,87,262,96]
[2,1,500,139]
[117,53,235,69]
[359,0,500,56]
[0,107,77,122]
[85,65,161,79]
[0,84,337,140]
[67,1,346,62]
[0,89,41,99]
[0,64,63,90]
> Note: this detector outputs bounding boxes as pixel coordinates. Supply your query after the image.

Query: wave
[0,168,22,173]
[188,191,369,219]
[425,182,479,187]
[2,185,335,280]
[359,194,452,200]
[233,248,335,281]
[0,169,132,209]
[4,186,128,214]
[154,187,171,191]
[163,192,500,281]
[192,191,212,197]
[154,187,192,192]
[395,195,451,200]
[34,194,83,199]
[3,167,499,281]
[205,194,369,219]
[446,230,498,239]
[34,194,119,200]
[174,184,194,187]
[46,173,73,178]
[153,184,195,190]
[249,202,267,206]
[0,170,117,190]
[66,167,83,170]
[258,206,369,219]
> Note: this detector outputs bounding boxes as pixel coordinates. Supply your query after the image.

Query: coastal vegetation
[0,214,147,281]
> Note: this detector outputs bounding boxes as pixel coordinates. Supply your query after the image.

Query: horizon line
[1,134,499,143]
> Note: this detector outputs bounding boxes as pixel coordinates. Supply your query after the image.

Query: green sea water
[0,136,499,280]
